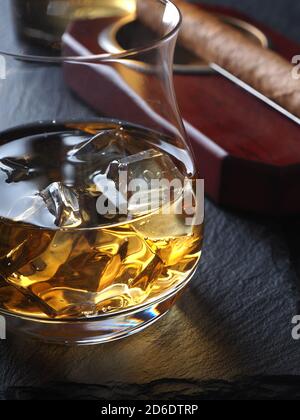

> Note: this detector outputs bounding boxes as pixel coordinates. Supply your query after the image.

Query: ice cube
[9,182,82,228]
[25,227,164,318]
[8,194,48,225]
[93,172,128,219]
[0,157,37,183]
[39,182,82,228]
[28,283,148,318]
[68,125,136,171]
[103,149,185,216]
[123,149,183,179]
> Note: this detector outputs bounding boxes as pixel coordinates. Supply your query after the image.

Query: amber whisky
[0,121,203,319]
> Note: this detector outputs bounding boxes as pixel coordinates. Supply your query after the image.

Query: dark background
[1,0,300,400]
[192,0,300,42]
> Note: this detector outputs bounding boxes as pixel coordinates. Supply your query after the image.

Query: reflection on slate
[0,0,300,400]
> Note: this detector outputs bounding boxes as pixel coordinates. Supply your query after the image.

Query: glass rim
[0,0,182,63]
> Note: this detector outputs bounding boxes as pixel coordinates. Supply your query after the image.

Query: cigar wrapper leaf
[137,0,300,121]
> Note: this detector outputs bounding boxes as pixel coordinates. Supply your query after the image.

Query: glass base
[0,289,181,345]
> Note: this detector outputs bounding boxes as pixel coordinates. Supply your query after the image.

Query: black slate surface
[0,0,300,400]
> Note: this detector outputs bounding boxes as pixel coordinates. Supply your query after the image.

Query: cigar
[137,0,300,119]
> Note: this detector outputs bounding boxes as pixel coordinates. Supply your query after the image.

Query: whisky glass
[0,0,203,344]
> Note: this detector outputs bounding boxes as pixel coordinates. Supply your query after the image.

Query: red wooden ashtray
[64,5,300,215]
